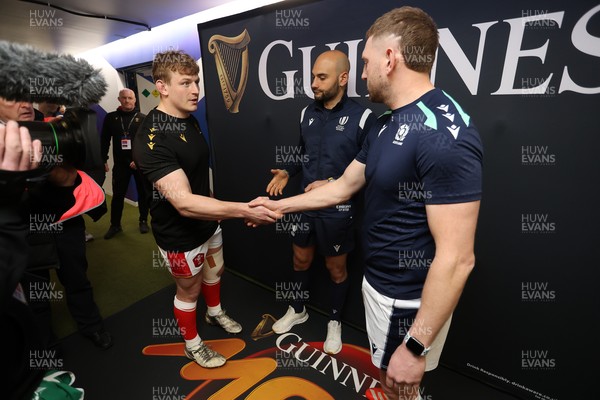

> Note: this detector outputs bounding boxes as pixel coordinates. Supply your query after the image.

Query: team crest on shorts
[193,253,205,267]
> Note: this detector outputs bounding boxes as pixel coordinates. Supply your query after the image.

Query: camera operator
[0,119,46,400]
[0,118,42,312]
[2,97,112,397]
[0,96,112,351]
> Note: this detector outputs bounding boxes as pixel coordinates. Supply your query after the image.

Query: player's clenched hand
[244,203,281,227]
[248,196,283,212]
[383,344,425,398]
[246,197,283,227]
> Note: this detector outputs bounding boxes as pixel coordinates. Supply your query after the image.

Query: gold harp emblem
[208,29,251,113]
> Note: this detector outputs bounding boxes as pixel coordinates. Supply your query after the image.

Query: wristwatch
[403,332,431,357]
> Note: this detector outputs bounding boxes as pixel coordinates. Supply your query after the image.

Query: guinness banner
[198,0,599,398]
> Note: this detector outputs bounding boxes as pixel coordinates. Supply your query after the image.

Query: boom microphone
[0,40,108,171]
[0,40,107,106]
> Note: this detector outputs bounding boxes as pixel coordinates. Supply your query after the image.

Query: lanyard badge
[119,112,138,150]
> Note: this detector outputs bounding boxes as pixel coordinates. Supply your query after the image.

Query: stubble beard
[366,77,388,104]
[314,82,339,104]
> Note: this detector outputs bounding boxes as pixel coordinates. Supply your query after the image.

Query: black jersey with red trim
[133,108,217,252]
[286,94,375,218]
[355,88,483,300]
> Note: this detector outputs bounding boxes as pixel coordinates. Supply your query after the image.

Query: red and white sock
[173,296,201,348]
[202,279,222,316]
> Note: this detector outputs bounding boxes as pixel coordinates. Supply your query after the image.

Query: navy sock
[330,278,349,321]
[291,269,309,313]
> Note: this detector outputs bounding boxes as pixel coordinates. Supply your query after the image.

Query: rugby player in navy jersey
[251,7,483,399]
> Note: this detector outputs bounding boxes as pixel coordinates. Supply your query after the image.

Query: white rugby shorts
[362,276,452,371]
[158,226,223,278]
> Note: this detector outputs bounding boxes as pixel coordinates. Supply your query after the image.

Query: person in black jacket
[101,88,148,239]
[0,117,46,400]
[265,50,376,355]
[0,101,110,399]
[0,97,114,352]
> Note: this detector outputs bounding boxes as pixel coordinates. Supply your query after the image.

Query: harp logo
[208,29,251,113]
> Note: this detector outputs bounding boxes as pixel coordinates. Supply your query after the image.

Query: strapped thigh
[203,248,224,283]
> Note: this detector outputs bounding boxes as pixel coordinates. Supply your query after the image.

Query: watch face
[405,336,425,356]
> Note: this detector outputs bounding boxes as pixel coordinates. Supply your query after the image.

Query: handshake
[243,167,337,227]
[244,196,283,228]
[243,168,308,227]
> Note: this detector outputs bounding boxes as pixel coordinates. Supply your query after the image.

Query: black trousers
[23,215,104,342]
[110,161,149,227]
[0,203,28,314]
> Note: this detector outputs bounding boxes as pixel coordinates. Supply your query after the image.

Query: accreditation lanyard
[120,112,138,150]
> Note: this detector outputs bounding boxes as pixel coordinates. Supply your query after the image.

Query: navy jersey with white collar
[355,88,483,299]
[287,94,375,218]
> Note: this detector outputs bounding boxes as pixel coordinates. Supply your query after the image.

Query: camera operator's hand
[0,121,42,171]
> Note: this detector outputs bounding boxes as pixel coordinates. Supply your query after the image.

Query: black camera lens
[18,107,102,170]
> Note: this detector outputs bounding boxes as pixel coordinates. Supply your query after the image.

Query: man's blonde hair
[152,50,199,84]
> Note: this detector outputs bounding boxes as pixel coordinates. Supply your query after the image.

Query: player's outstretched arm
[155,169,281,224]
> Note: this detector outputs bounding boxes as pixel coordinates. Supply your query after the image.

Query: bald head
[118,88,136,112]
[311,50,350,109]
[315,50,350,76]
[119,88,134,97]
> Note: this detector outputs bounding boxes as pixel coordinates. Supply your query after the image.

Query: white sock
[207,304,223,316]
[185,335,202,350]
